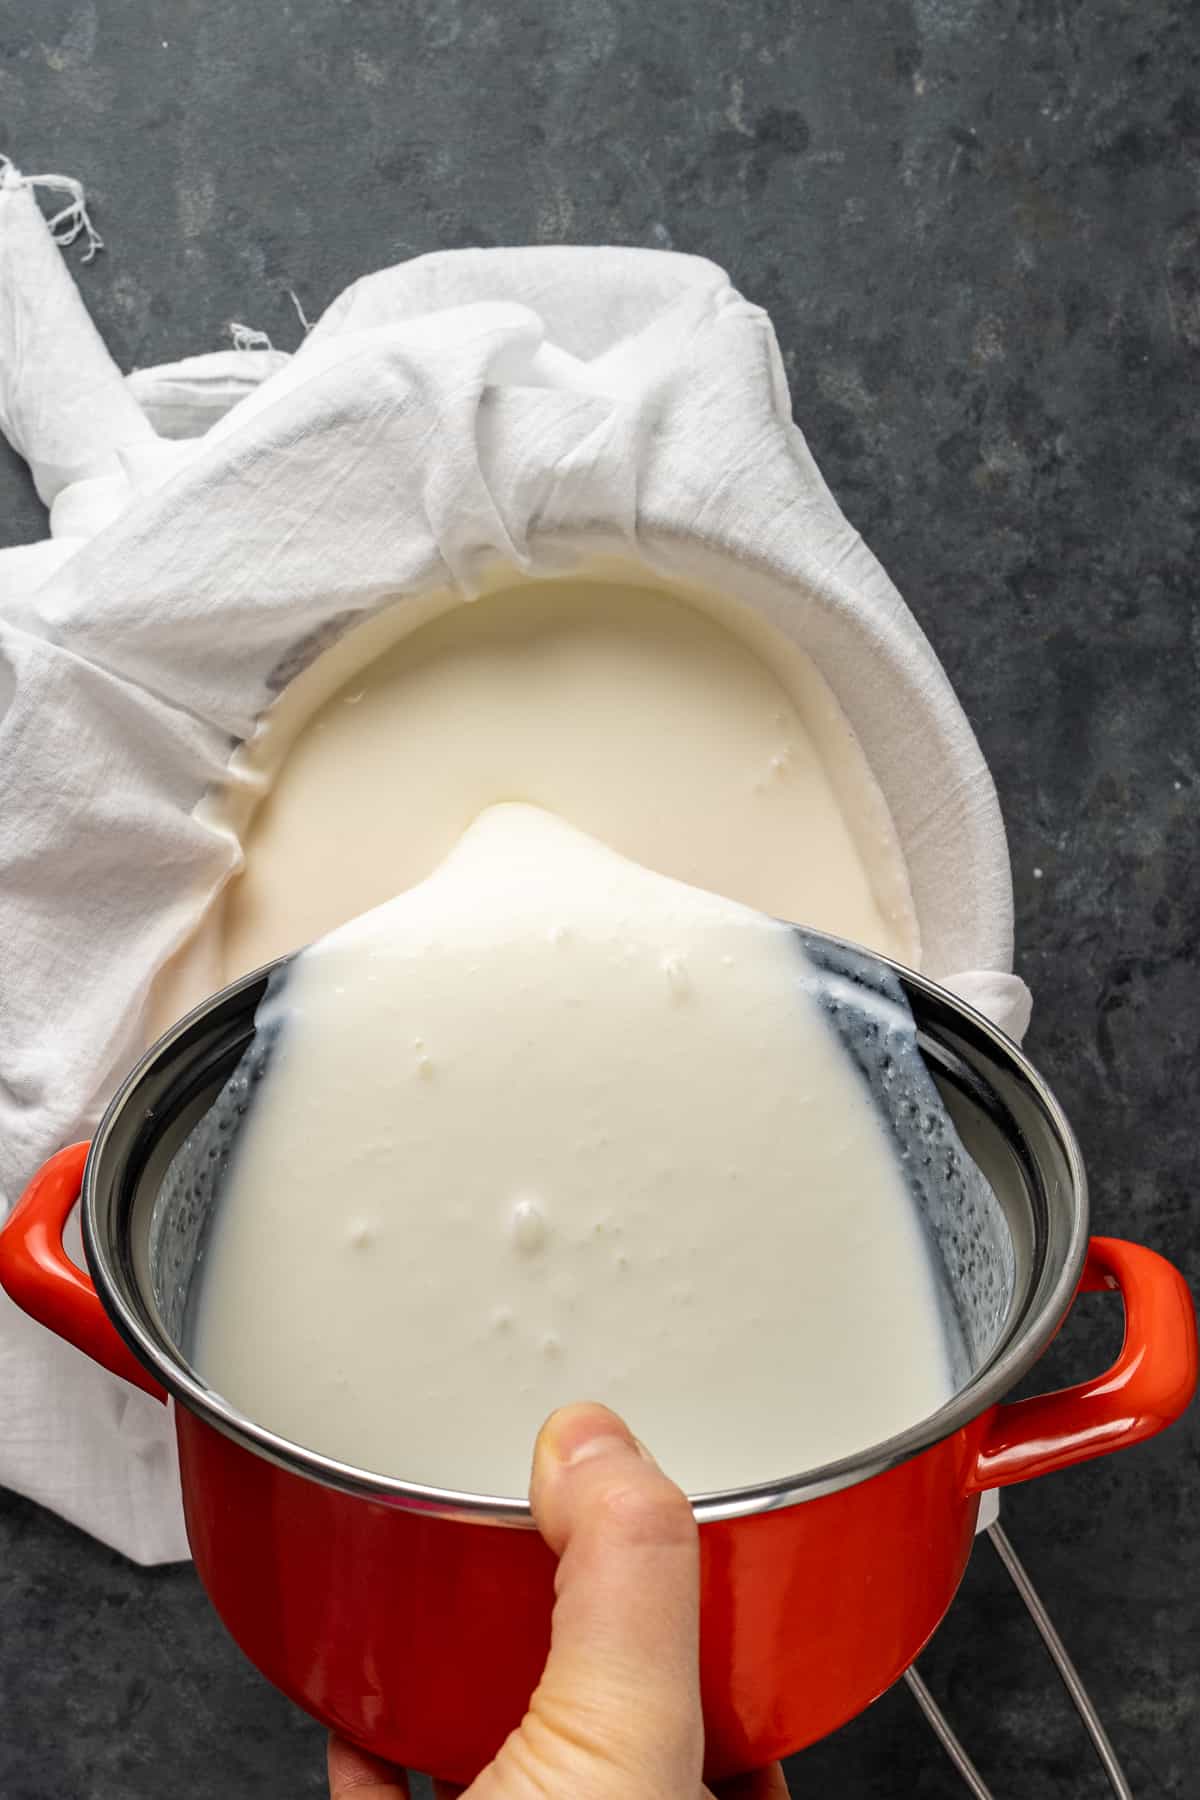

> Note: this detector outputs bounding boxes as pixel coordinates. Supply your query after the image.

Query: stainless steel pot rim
[82,943,1090,1528]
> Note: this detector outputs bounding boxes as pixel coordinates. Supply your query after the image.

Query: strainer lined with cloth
[0,162,1028,1562]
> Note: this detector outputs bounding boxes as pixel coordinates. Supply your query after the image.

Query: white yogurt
[151,574,919,1031]
[190,804,954,1497]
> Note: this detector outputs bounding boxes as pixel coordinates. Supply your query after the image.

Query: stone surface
[1,1,1197,1795]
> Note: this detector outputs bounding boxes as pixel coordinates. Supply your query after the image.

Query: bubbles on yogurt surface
[662,952,691,1001]
[185,804,1006,1498]
[510,1197,548,1255]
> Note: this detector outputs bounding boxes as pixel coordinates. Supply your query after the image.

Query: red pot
[1,960,1195,1786]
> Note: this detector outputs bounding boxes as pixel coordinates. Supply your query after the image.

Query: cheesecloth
[0,163,1028,1562]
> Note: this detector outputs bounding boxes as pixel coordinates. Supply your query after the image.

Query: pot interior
[83,936,1087,1518]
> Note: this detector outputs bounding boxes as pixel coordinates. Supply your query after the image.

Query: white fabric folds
[0,162,1028,1561]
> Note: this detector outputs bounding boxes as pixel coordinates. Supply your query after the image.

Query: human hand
[328,1402,787,1799]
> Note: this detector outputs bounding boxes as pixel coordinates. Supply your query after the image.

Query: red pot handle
[968,1235,1197,1492]
[0,1142,166,1403]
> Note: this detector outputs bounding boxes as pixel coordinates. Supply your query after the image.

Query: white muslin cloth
[0,162,1028,1562]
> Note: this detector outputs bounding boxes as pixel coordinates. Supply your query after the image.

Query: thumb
[482,1403,703,1799]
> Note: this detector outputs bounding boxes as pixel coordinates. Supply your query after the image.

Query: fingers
[330,1410,762,1800]
[326,1734,465,1800]
[327,1732,410,1799]
[710,1765,791,1799]
[485,1402,703,1796]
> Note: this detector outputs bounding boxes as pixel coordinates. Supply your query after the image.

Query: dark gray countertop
[1,3,1196,1796]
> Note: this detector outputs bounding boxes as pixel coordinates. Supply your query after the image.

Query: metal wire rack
[905,1523,1133,1798]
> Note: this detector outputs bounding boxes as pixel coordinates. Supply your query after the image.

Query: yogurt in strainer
[171,804,1008,1497]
